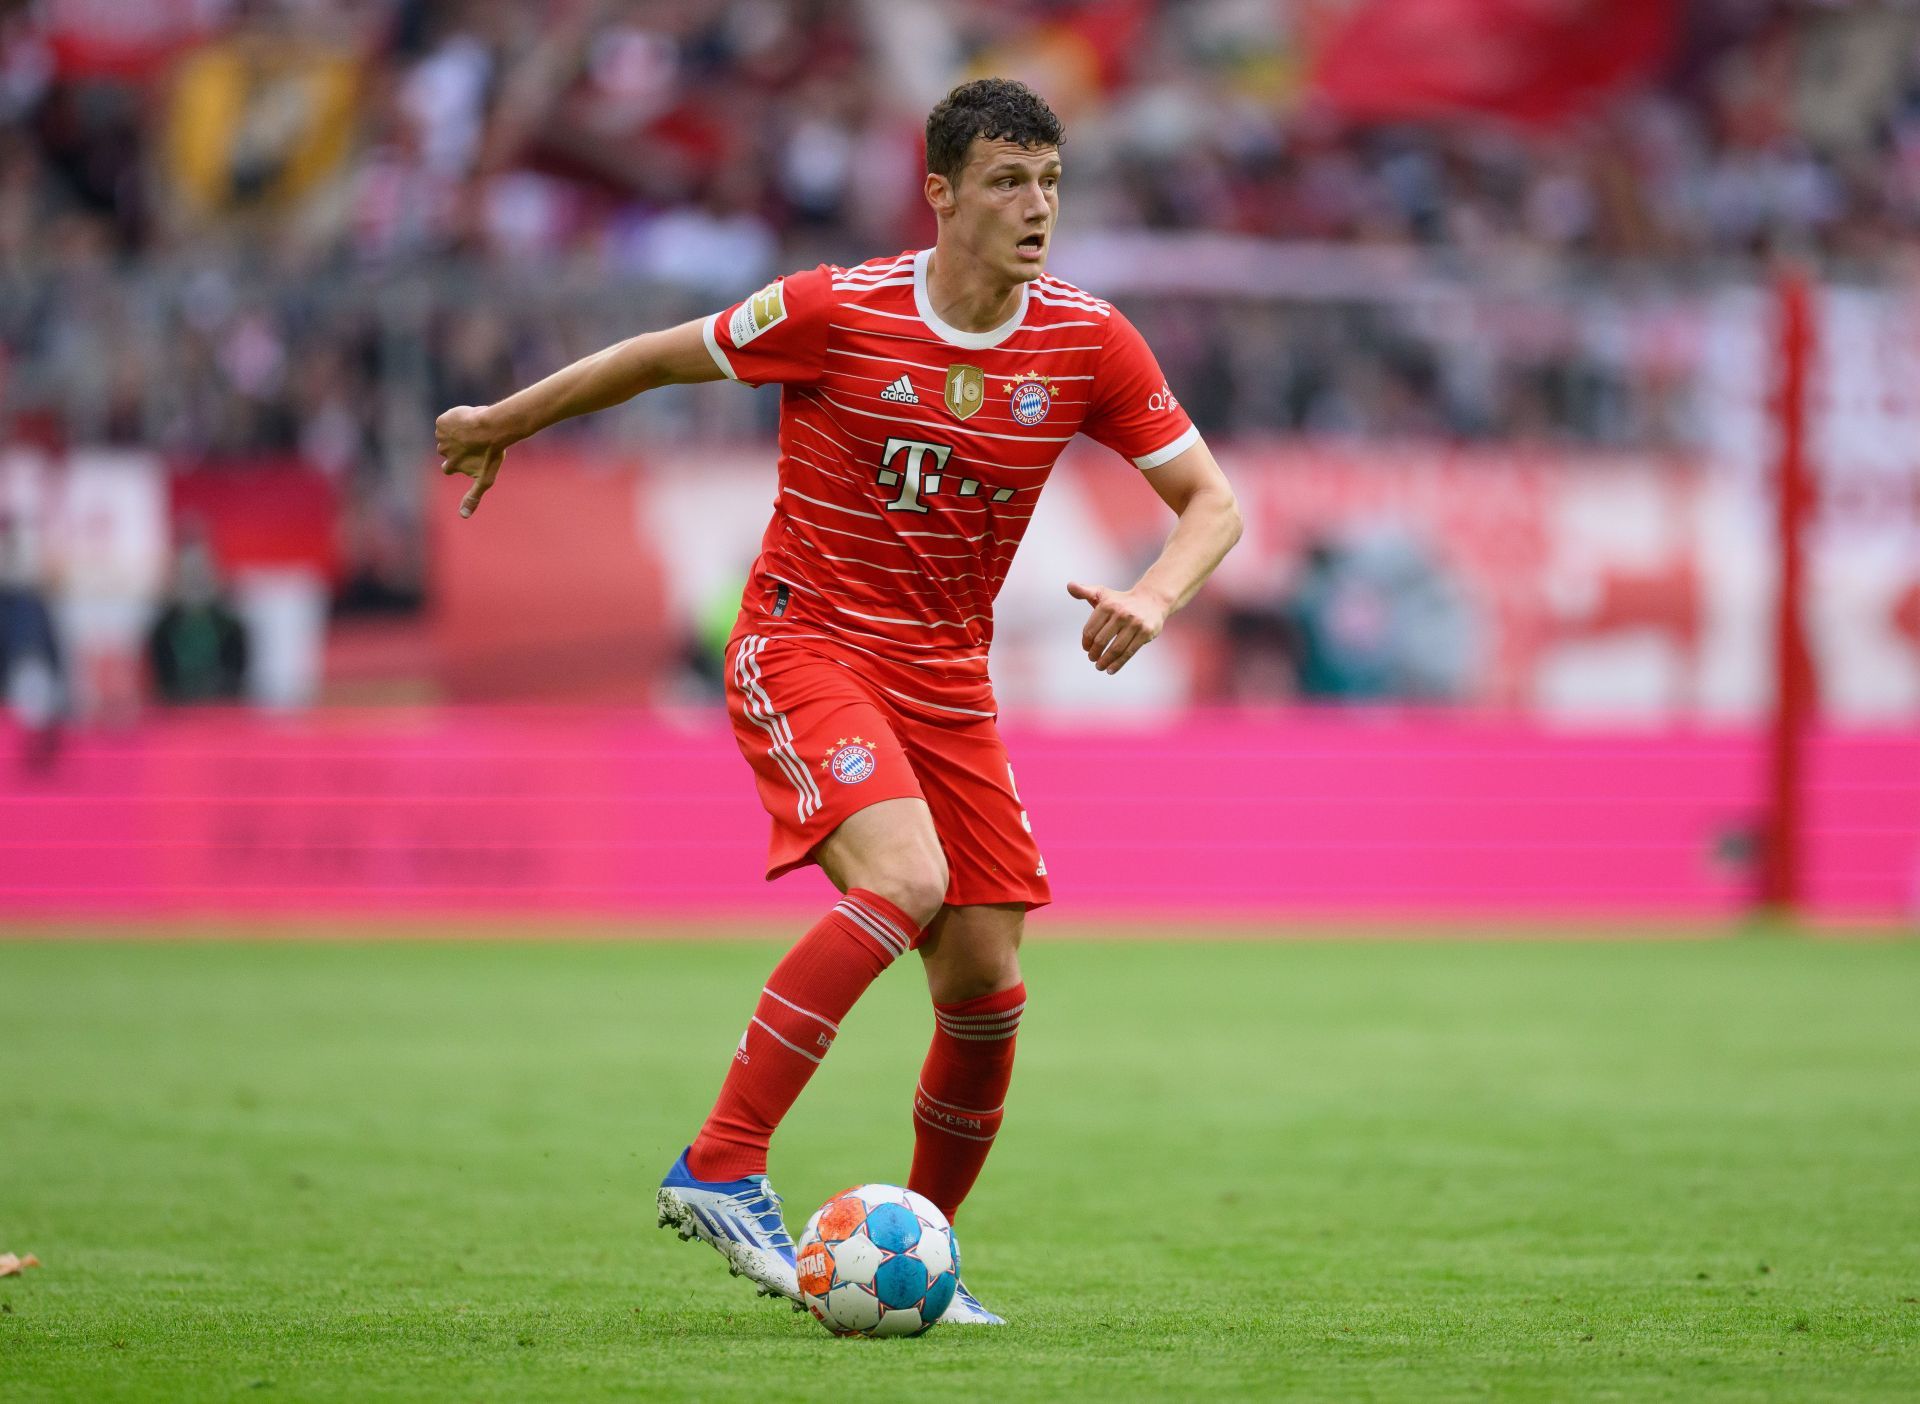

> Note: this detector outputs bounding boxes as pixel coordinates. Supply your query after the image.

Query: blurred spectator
[0,514,63,768]
[147,534,249,703]
[1277,530,1477,702]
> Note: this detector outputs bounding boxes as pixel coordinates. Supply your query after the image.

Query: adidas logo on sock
[879,374,919,405]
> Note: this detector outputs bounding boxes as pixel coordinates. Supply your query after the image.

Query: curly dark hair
[925,78,1064,181]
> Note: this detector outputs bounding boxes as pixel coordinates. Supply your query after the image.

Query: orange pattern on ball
[816,1194,866,1243]
[796,1242,835,1298]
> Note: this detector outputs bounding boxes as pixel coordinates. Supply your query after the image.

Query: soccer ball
[795,1184,958,1337]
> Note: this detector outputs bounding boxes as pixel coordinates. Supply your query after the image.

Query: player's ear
[924,171,954,219]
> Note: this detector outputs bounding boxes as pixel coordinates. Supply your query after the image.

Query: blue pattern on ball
[873,1252,930,1310]
[863,1202,921,1254]
[923,1268,957,1320]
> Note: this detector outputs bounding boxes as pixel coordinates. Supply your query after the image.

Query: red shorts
[724,632,1051,910]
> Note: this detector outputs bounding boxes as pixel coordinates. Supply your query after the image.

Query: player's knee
[866,855,948,932]
[932,957,1021,1004]
[921,906,1024,1002]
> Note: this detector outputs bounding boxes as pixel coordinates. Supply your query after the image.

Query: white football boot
[656,1148,801,1306]
[938,1278,1007,1325]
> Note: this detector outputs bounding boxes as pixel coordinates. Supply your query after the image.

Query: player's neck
[924,243,1023,333]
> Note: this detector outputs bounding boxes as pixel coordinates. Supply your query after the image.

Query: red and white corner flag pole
[1762,265,1817,916]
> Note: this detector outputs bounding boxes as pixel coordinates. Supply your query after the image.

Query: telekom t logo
[878,436,1014,513]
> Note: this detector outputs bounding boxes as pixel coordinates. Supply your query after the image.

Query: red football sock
[687,890,920,1181]
[907,982,1026,1221]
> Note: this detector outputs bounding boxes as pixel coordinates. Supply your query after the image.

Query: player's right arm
[436,318,723,518]
[439,268,832,518]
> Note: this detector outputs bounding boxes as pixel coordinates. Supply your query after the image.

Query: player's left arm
[1067,438,1242,674]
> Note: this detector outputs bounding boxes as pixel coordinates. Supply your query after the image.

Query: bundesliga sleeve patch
[730,281,788,346]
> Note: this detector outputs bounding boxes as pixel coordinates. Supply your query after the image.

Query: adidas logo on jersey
[878,374,920,405]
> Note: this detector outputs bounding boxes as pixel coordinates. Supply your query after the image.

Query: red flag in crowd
[1310,0,1680,128]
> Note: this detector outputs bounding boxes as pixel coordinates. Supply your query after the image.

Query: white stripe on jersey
[782,486,883,520]
[834,276,914,292]
[781,512,1019,563]
[787,508,999,545]
[835,255,913,281]
[789,570,989,622]
[796,405,1059,480]
[1036,278,1111,310]
[775,515,902,553]
[780,446,867,489]
[800,480,1032,521]
[826,602,992,631]
[802,399,1052,475]
[772,561,993,623]
[1011,317,1104,330]
[776,627,990,668]
[794,545,990,591]
[828,322,1103,354]
[763,570,824,597]
[1029,292,1109,318]
[867,677,1000,717]
[833,305,941,324]
[776,620,984,653]
[817,391,1074,445]
[825,345,1096,380]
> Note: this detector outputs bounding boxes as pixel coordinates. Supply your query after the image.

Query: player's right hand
[435,405,506,518]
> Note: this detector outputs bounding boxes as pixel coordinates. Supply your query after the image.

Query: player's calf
[686,888,921,1181]
[908,981,1026,1220]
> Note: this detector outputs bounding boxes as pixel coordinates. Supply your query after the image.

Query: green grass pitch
[2,932,1917,1402]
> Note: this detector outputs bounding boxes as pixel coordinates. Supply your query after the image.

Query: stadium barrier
[9,709,1914,925]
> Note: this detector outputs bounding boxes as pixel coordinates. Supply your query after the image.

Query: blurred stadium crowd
[14,2,1920,270]
[1,0,1917,725]
[5,1,1917,463]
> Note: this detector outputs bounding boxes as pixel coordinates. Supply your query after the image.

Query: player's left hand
[1066,581,1168,675]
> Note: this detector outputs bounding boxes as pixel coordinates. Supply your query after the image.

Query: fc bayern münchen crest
[1006,372,1055,426]
[821,737,877,785]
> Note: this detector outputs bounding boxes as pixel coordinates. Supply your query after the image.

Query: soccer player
[435,78,1241,1324]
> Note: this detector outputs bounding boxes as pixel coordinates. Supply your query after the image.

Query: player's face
[948,139,1060,283]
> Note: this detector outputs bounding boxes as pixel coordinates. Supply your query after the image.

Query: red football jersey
[703,246,1200,719]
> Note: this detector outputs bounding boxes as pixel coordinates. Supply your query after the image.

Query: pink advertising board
[4,709,1914,927]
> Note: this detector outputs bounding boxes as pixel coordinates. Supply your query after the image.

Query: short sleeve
[702,266,833,387]
[1080,308,1201,470]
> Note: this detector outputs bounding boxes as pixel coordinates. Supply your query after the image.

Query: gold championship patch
[945,363,986,420]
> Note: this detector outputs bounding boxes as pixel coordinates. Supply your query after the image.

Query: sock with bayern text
[907,981,1026,1221]
[686,889,920,1182]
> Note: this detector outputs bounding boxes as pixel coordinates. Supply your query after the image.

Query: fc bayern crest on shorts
[1005,372,1054,427]
[822,737,877,785]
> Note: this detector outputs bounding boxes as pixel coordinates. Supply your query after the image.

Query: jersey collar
[913,247,1029,350]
